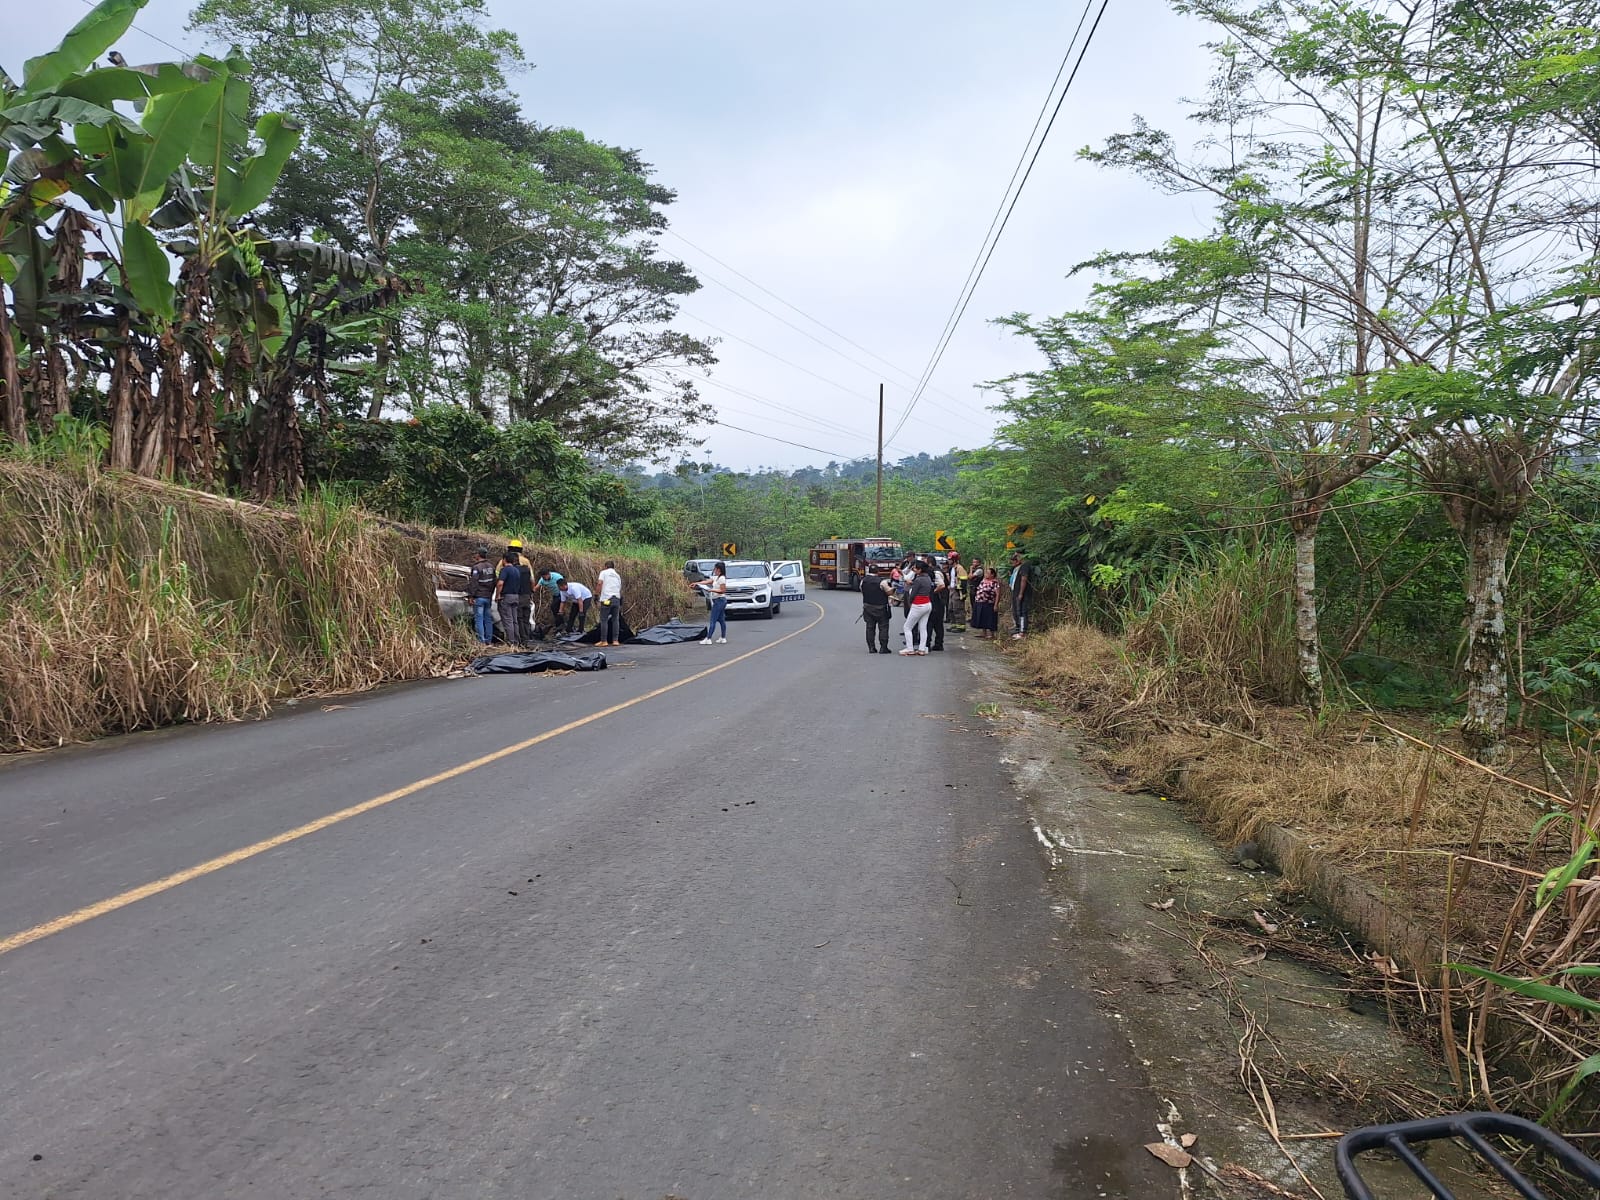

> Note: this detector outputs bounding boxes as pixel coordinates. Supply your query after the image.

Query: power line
[710,420,855,461]
[73,0,194,61]
[668,228,925,385]
[667,230,985,422]
[679,309,974,444]
[889,0,1113,445]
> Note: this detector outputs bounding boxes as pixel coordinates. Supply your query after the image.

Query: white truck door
[774,560,806,604]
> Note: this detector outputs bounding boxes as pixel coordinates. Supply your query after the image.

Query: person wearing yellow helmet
[506,539,534,639]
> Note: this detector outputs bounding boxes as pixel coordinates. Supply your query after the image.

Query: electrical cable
[710,419,854,460]
[72,0,195,60]
[666,232,983,423]
[889,0,1113,445]
[678,310,974,444]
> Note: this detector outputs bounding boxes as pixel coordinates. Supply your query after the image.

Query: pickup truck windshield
[725,563,770,580]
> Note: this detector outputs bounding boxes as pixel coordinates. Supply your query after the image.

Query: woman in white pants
[900,562,934,656]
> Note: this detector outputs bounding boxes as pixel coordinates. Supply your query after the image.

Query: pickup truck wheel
[760,605,776,619]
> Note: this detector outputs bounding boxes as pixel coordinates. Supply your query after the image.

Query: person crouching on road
[467,546,497,644]
[699,561,728,644]
[495,550,527,647]
[900,561,935,656]
[597,560,623,646]
[558,578,593,633]
[860,566,893,654]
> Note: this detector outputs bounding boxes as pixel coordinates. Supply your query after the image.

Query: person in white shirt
[557,579,593,634]
[596,561,623,646]
[698,562,729,644]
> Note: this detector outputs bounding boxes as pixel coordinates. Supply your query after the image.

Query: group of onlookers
[464,541,625,648]
[859,549,1032,656]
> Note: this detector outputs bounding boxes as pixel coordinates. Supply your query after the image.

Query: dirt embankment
[0,466,694,754]
[1006,622,1600,1141]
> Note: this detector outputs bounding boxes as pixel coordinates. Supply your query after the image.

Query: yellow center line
[0,600,828,959]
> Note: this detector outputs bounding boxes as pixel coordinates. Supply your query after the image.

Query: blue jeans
[708,596,728,638]
[473,597,494,643]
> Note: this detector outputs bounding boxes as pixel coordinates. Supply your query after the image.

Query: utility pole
[875,383,884,534]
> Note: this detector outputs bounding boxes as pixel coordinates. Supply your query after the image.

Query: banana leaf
[120,219,173,322]
[21,0,147,96]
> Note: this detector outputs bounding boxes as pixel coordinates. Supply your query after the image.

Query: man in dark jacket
[467,546,497,644]
[860,570,893,654]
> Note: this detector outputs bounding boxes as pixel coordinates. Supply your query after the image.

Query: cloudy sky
[13,0,1217,470]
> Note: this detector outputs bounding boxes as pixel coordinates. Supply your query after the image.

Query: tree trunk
[0,300,27,448]
[366,323,393,420]
[108,317,137,471]
[1290,506,1325,714]
[1460,517,1513,764]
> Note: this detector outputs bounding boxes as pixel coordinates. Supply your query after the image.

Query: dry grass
[1014,610,1600,1136]
[0,462,445,752]
[1017,624,1532,854]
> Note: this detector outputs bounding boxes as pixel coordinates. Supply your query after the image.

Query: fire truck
[808,538,904,588]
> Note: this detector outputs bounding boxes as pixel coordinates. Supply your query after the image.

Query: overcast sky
[12,0,1217,471]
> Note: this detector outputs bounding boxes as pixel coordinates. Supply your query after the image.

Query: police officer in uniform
[860,567,893,654]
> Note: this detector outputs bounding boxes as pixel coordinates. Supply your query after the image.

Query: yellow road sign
[934,531,955,552]
[721,542,738,557]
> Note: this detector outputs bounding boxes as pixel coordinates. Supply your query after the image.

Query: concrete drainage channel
[973,662,1506,1199]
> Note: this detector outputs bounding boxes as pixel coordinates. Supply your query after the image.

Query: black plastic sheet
[557,618,708,646]
[625,620,710,645]
[468,650,608,675]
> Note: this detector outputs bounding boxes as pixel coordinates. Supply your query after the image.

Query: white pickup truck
[699,559,807,618]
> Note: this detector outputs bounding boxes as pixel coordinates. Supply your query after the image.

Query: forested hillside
[1,0,709,542]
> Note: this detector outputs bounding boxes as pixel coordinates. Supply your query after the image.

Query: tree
[189,0,524,420]
[1082,0,1600,749]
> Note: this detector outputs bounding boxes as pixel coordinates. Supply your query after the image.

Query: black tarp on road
[468,650,608,675]
[557,618,708,647]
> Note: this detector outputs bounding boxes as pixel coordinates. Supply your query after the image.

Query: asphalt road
[0,597,1172,1200]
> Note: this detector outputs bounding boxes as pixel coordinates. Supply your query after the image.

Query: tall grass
[0,463,445,752]
[1010,537,1599,1138]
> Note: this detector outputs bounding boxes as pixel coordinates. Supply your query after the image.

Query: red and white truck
[807,538,903,589]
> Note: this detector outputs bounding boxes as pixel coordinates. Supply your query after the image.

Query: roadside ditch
[966,649,1523,1199]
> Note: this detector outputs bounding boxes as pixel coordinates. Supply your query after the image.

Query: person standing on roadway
[467,546,497,644]
[972,567,1001,639]
[928,557,948,652]
[596,560,623,646]
[700,561,729,645]
[900,561,934,656]
[508,539,534,644]
[860,567,893,654]
[946,553,968,631]
[494,550,526,648]
[1009,551,1033,639]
